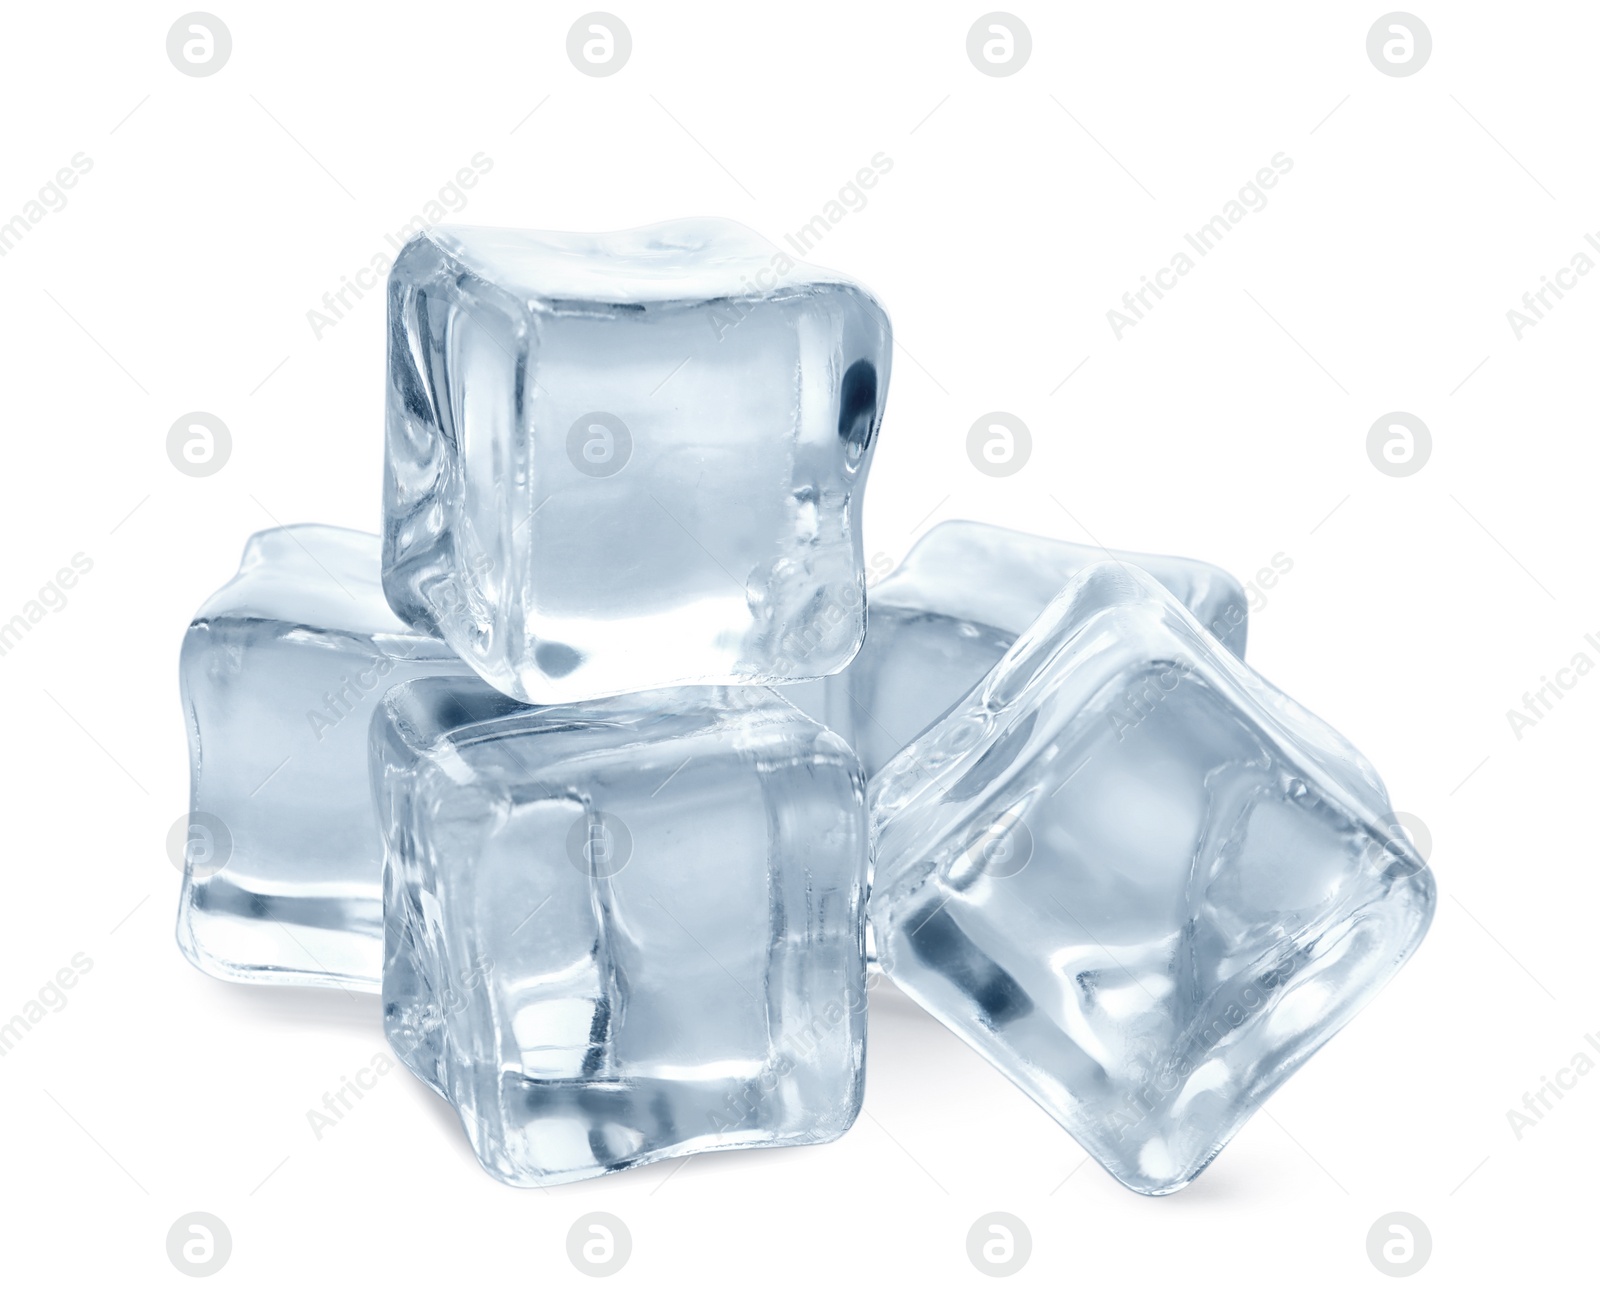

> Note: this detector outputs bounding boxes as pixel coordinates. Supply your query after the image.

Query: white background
[1,1,1593,1284]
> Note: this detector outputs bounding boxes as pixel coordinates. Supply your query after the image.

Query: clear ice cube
[382,219,892,704]
[373,677,867,1186]
[868,562,1434,1195]
[177,525,469,990]
[810,520,1250,777]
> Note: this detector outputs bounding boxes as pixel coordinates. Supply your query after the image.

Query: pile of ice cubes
[177,219,1435,1195]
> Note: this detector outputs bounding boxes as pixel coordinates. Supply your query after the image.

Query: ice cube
[810,520,1249,778]
[382,219,891,704]
[177,525,469,990]
[373,677,867,1186]
[868,562,1434,1195]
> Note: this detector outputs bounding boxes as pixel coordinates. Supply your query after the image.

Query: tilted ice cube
[811,520,1249,777]
[869,562,1434,1195]
[373,677,867,1186]
[382,219,892,704]
[177,525,468,990]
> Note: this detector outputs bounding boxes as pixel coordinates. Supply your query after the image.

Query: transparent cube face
[827,607,1017,781]
[376,678,868,1187]
[177,526,467,991]
[822,521,1250,777]
[869,563,1434,1196]
[383,220,892,704]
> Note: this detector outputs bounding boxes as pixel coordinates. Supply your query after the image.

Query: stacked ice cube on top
[372,220,888,1184]
[382,219,891,704]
